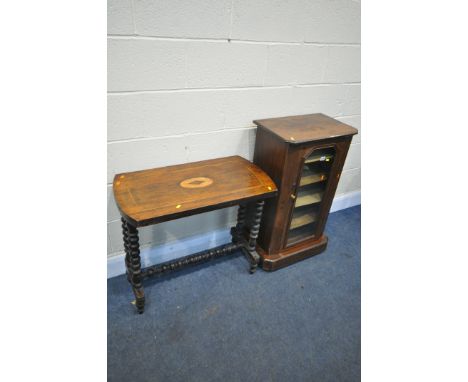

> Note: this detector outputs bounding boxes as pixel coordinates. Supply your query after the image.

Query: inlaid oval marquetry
[179,177,214,189]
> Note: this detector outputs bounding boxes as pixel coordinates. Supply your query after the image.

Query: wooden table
[113,156,277,313]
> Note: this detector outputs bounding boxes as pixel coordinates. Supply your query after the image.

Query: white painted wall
[107,0,361,259]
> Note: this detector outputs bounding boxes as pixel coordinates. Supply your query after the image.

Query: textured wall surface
[107,0,361,257]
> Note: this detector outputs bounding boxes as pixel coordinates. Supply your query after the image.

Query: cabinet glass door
[287,147,335,245]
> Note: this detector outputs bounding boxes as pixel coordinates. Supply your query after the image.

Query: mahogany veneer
[114,156,276,226]
[253,113,358,271]
[113,155,277,313]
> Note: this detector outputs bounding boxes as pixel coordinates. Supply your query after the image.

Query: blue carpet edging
[108,205,360,382]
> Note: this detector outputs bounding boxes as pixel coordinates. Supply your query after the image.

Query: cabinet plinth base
[257,235,328,271]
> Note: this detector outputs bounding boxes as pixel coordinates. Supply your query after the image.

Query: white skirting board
[329,190,361,213]
[107,190,361,279]
[107,228,232,279]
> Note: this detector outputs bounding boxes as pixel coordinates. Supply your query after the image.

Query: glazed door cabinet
[287,145,336,246]
[252,114,358,271]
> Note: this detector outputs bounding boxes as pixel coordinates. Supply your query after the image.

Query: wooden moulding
[257,235,328,271]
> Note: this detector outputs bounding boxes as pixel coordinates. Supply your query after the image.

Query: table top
[113,156,277,227]
[254,113,358,144]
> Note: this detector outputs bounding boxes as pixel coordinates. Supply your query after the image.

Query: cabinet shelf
[288,224,315,244]
[290,208,318,230]
[295,187,323,207]
[304,152,334,164]
[299,167,327,186]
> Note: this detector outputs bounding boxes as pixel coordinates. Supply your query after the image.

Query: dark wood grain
[253,126,289,251]
[258,235,328,271]
[114,155,277,313]
[254,113,357,144]
[113,155,277,227]
[253,113,357,271]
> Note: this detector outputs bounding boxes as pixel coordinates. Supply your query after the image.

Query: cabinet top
[254,113,358,144]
